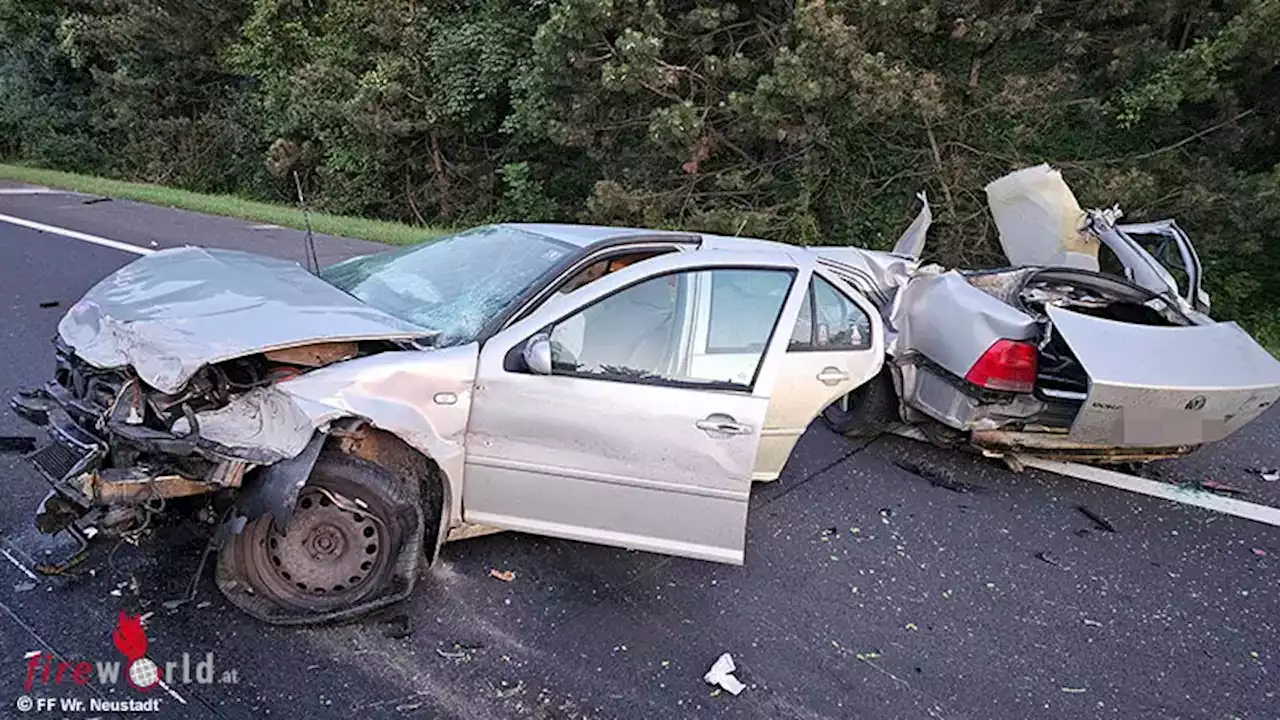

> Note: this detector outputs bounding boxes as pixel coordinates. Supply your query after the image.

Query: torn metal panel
[810,249,919,315]
[277,344,477,525]
[1115,220,1206,312]
[1047,305,1280,445]
[969,429,1194,462]
[891,191,931,259]
[890,271,1037,379]
[1084,213,1184,306]
[57,246,435,393]
[897,362,1049,431]
[179,386,317,464]
[235,433,325,528]
[984,164,1100,270]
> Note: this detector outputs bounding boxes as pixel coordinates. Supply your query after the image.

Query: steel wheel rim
[247,486,392,611]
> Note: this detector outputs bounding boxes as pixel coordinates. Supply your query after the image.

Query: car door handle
[816,367,850,385]
[696,415,753,436]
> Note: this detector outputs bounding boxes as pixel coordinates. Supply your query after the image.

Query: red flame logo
[112,611,148,661]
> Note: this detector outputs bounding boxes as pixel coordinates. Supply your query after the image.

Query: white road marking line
[1019,455,1280,528]
[1,548,39,581]
[0,212,152,255]
[0,188,72,195]
[890,427,1280,528]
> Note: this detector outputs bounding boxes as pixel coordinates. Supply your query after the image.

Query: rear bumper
[970,428,1196,462]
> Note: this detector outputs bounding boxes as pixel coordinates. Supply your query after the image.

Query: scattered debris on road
[1083,619,1103,627]
[38,300,60,308]
[82,196,111,205]
[1198,480,1249,497]
[1061,687,1087,694]
[1251,467,1279,483]
[893,458,980,493]
[1252,548,1267,557]
[1075,505,1117,533]
[489,569,516,582]
[1035,551,1065,569]
[0,436,36,453]
[703,653,746,696]
[13,581,36,593]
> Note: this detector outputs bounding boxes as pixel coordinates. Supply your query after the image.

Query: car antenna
[293,170,320,274]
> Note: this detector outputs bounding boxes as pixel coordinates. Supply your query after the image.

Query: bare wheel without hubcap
[227,454,406,615]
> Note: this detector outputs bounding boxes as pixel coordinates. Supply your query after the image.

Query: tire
[219,452,410,616]
[821,368,899,438]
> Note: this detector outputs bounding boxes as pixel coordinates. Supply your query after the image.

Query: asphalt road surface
[0,184,1276,720]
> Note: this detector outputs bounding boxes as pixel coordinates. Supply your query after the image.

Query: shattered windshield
[321,226,575,346]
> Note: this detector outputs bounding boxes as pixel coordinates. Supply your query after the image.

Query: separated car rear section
[890,263,1280,461]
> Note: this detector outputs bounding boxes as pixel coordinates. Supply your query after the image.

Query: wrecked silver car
[12,165,1280,624]
[13,224,894,623]
[828,164,1280,464]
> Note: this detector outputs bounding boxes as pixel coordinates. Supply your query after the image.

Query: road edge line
[0,212,152,256]
[890,426,1280,528]
[1019,455,1280,528]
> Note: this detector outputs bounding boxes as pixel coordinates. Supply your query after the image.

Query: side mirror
[523,334,553,375]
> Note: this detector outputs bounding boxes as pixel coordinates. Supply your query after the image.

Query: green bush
[1,0,1277,341]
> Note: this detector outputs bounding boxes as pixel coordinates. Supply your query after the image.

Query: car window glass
[547,268,792,389]
[707,270,794,354]
[788,276,871,351]
[321,226,571,347]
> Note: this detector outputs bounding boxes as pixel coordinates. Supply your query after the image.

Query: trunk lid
[59,246,435,393]
[1047,305,1280,446]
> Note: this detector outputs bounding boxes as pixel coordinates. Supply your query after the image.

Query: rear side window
[788,276,872,351]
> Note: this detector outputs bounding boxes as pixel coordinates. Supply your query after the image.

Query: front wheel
[821,368,899,438]
[218,452,415,622]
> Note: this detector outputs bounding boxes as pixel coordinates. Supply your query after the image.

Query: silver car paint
[57,246,435,393]
[1047,305,1280,445]
[188,346,478,523]
[890,191,932,259]
[890,271,1038,380]
[1112,218,1210,312]
[753,267,886,481]
[462,249,817,564]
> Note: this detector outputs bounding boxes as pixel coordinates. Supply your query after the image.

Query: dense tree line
[2,0,1277,341]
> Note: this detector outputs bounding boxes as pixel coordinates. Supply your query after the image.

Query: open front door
[462,251,806,564]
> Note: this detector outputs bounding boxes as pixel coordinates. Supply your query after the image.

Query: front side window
[788,276,872,351]
[548,268,793,389]
[322,226,574,347]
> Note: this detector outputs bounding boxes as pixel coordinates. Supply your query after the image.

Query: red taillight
[964,339,1038,393]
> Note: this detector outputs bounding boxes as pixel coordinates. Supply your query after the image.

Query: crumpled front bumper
[11,383,244,531]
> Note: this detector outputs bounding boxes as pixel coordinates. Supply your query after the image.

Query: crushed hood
[58,246,436,393]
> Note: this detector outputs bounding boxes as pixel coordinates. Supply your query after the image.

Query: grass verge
[0,163,447,246]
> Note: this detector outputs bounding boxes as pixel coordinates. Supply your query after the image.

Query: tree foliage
[2,0,1277,340]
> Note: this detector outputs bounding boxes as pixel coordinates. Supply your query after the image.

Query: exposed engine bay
[12,339,399,541]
